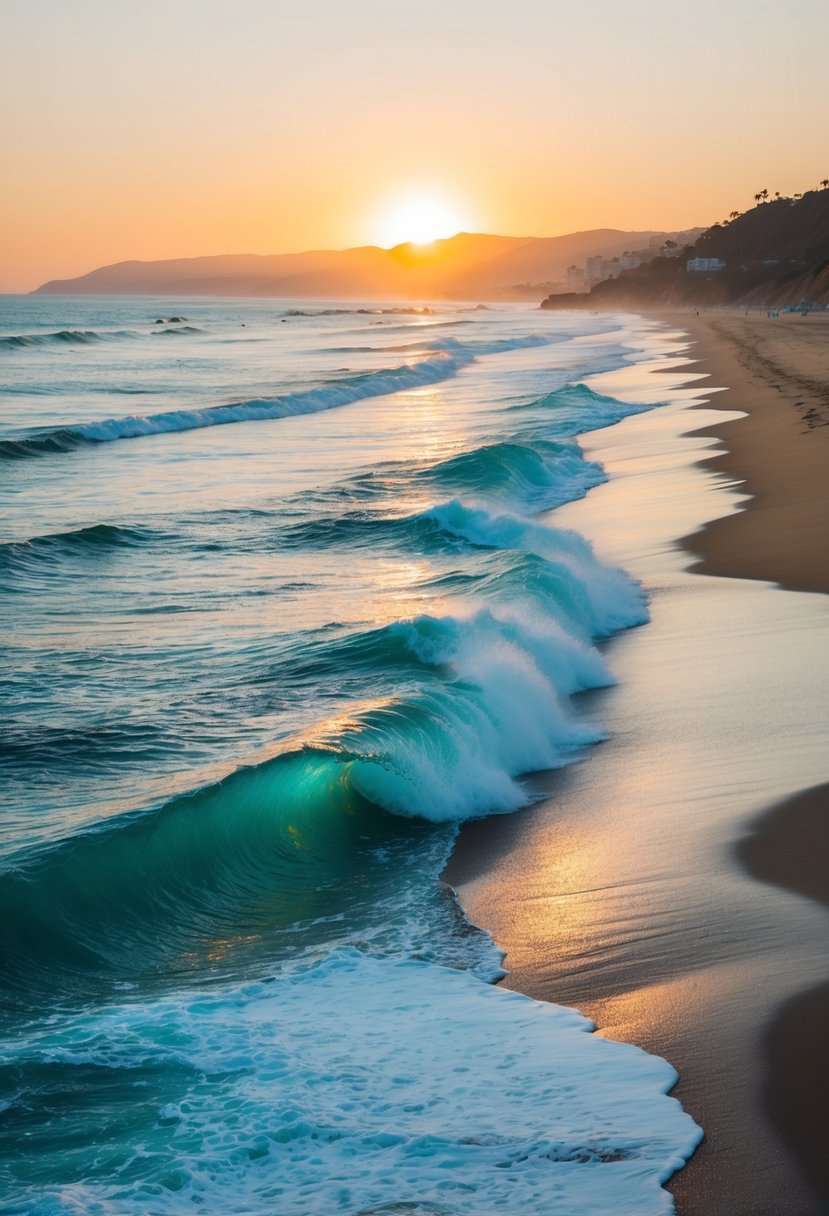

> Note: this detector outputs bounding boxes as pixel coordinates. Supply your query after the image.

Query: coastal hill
[33,229,679,301]
[542,186,829,310]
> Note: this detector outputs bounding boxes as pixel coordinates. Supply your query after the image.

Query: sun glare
[377,194,469,248]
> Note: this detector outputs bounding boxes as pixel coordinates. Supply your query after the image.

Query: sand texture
[679,311,829,595]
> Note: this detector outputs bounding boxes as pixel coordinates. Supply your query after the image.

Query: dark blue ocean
[0,297,700,1213]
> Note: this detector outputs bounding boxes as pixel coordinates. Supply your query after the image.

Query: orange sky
[2,0,828,292]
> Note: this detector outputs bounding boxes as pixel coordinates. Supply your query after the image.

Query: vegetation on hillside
[542,180,829,310]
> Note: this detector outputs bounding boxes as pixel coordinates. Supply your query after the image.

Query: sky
[2,0,828,291]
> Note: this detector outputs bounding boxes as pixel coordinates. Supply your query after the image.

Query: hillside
[33,229,671,300]
[438,229,667,296]
[542,186,829,310]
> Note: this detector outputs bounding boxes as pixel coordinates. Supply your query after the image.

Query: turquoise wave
[0,524,161,577]
[0,512,645,997]
[0,334,557,460]
[509,379,654,435]
[0,329,138,350]
[421,438,606,508]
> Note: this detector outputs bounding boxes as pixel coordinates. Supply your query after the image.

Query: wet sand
[675,311,829,595]
[665,311,829,1209]
[444,315,829,1214]
[735,783,829,1206]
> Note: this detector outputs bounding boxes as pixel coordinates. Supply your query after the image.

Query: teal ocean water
[0,297,700,1213]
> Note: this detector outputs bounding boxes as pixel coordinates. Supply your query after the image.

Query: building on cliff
[687,256,727,272]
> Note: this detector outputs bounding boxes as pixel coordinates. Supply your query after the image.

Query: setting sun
[375,193,470,248]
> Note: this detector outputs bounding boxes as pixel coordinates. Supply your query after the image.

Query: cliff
[542,188,829,311]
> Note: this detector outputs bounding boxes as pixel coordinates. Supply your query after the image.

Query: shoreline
[656,312,829,1206]
[655,310,829,595]
[444,312,829,1214]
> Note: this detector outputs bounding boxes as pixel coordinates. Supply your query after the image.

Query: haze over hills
[542,186,829,309]
[32,229,693,300]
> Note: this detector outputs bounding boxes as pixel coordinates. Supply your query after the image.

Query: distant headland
[541,183,829,311]
[31,228,700,301]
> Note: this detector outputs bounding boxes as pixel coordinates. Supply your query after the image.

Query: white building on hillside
[687,257,726,272]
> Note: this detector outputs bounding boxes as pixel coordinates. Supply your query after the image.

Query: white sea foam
[427,500,649,636]
[75,350,474,442]
[346,604,614,822]
[12,951,701,1216]
[9,333,560,455]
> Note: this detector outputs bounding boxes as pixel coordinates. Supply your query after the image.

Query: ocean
[0,296,701,1214]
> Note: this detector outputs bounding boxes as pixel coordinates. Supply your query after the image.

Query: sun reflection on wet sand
[446,355,829,1215]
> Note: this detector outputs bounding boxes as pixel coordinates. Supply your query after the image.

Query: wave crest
[0,329,136,350]
[0,334,559,460]
[0,536,642,986]
[423,438,605,509]
[0,523,158,575]
[0,348,476,459]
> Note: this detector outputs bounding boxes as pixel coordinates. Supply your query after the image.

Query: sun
[376,193,470,248]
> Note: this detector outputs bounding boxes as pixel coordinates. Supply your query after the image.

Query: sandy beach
[679,311,829,1209]
[678,312,829,595]
[445,312,829,1215]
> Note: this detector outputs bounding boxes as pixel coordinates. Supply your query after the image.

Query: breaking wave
[0,335,557,460]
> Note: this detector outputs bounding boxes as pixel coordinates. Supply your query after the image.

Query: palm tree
[821,179,829,190]
[729,211,741,221]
